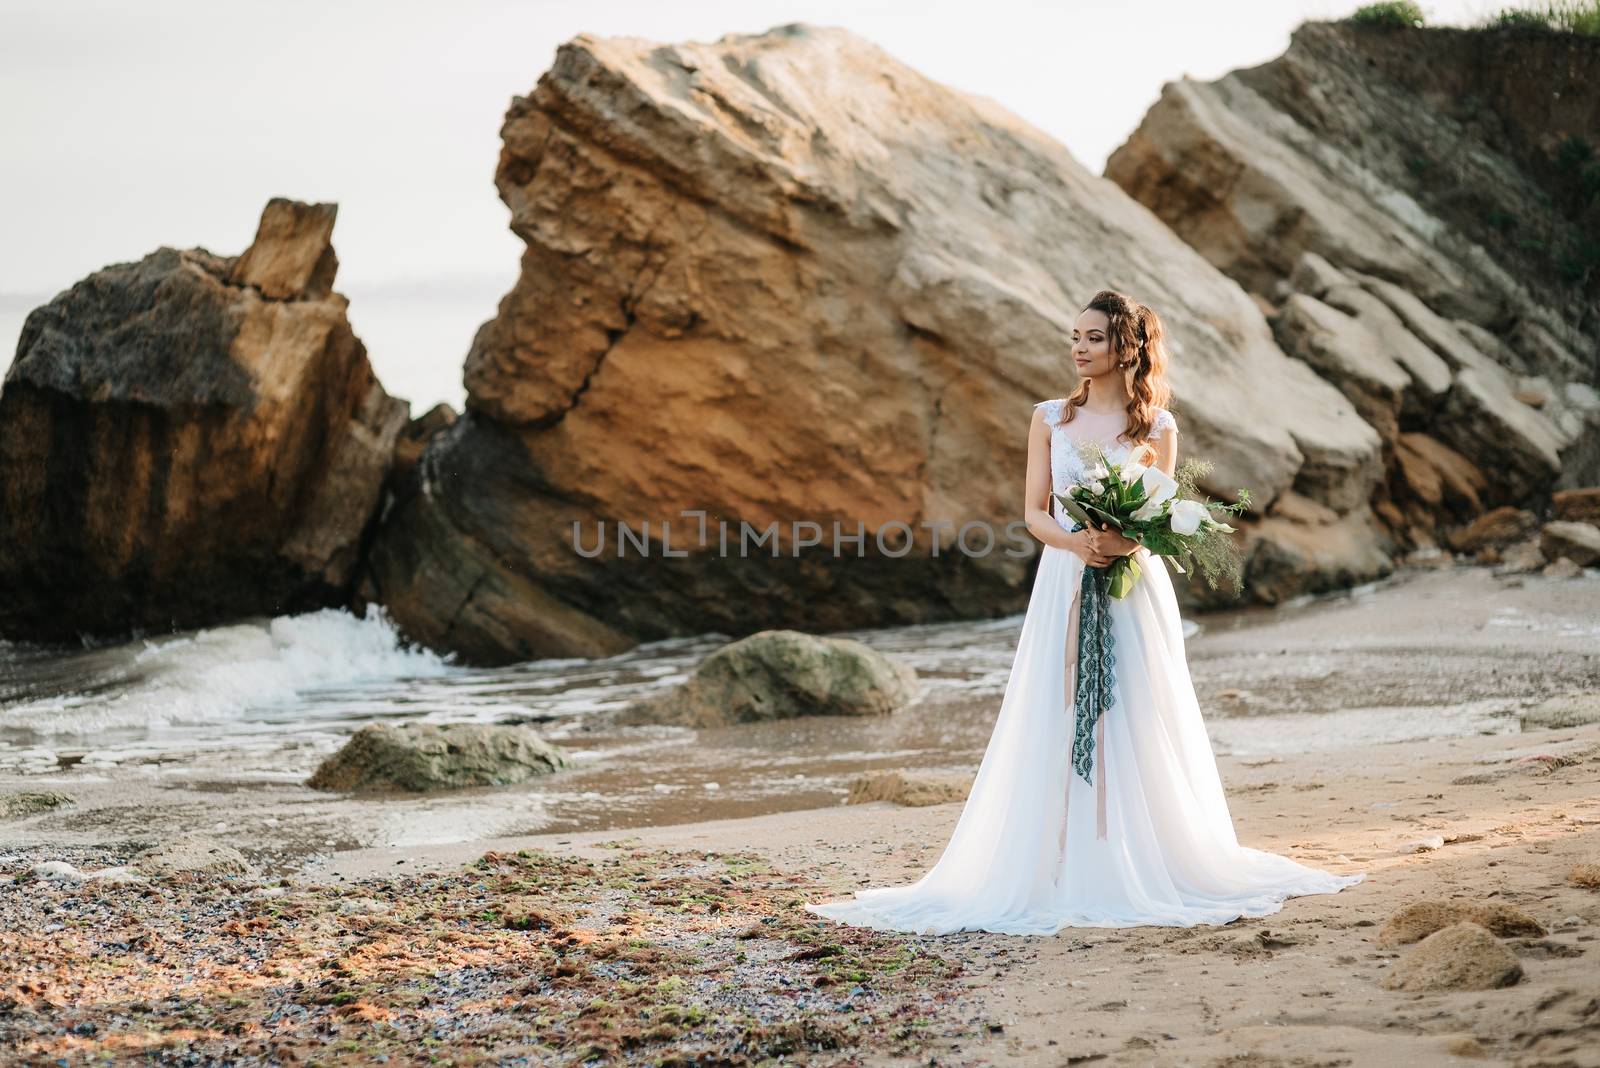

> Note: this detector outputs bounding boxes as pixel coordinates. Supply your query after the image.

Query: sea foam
[2,606,456,736]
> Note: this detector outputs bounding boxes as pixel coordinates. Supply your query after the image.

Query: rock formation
[613,629,920,729]
[1107,21,1600,559]
[367,24,1386,664]
[0,198,408,643]
[388,402,458,491]
[307,721,569,793]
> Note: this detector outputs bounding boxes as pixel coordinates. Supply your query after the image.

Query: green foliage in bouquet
[1161,457,1251,592]
[1052,442,1253,599]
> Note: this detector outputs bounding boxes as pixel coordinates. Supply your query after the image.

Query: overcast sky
[2,0,1506,411]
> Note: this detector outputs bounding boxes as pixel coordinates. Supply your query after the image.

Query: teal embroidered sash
[1068,521,1117,786]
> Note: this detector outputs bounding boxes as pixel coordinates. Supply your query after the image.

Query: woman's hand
[1092,523,1141,557]
[1067,527,1117,569]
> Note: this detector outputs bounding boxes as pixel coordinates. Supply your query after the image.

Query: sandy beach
[4,719,1597,1065]
[4,565,1600,1065]
[309,721,1600,1066]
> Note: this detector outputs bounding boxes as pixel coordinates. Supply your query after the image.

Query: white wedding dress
[804,399,1365,935]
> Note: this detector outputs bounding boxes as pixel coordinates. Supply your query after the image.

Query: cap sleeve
[1152,407,1178,437]
[1034,399,1064,425]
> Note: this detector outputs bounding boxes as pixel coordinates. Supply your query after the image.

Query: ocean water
[0,603,1072,839]
[6,562,1581,843]
[7,562,1600,855]
[0,604,1050,780]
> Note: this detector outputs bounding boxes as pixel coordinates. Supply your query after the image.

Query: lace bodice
[1036,399,1178,523]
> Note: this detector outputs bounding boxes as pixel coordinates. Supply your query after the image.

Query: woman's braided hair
[1059,288,1173,445]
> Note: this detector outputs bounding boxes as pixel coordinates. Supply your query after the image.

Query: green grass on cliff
[1484,1,1600,34]
[1346,1,1425,28]
[1344,0,1600,34]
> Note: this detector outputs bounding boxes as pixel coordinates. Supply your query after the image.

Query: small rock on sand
[1540,520,1600,568]
[308,721,569,793]
[1378,900,1546,947]
[27,861,86,883]
[131,835,258,878]
[1519,693,1600,731]
[1444,1035,1490,1058]
[1449,771,1503,785]
[1448,507,1536,553]
[20,861,145,885]
[614,629,920,728]
[1382,922,1524,992]
[1541,556,1583,579]
[336,896,390,915]
[0,791,75,818]
[1493,538,1548,575]
[846,770,973,807]
[1210,688,1263,715]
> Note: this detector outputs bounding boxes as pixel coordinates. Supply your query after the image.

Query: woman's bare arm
[1152,423,1178,478]
[1024,407,1079,551]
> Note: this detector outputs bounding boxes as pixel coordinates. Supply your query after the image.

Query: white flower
[1130,496,1165,522]
[1138,466,1178,508]
[1169,499,1211,536]
[1085,478,1105,495]
[1089,462,1110,480]
[1119,461,1148,485]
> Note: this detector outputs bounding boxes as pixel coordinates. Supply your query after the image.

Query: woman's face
[1071,309,1116,379]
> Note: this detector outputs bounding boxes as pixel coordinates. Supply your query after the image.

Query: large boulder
[307,721,569,793]
[1232,491,1394,603]
[1107,21,1599,554]
[615,629,920,729]
[0,198,409,643]
[366,24,1384,663]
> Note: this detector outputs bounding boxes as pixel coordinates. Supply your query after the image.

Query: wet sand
[309,722,1600,1066]
[2,565,1597,868]
[6,720,1594,1066]
[3,564,1599,1064]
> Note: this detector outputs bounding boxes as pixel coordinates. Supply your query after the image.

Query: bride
[805,289,1365,935]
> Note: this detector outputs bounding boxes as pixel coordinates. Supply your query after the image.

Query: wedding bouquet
[1053,440,1252,599]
